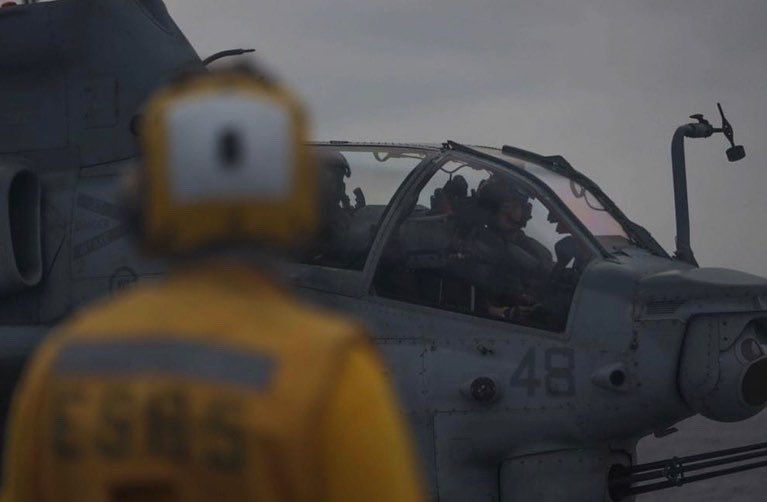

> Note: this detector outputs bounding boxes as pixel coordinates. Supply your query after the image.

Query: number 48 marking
[510,348,575,397]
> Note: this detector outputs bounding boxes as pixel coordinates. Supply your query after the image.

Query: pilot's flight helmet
[476,176,534,228]
[316,149,352,210]
[478,176,529,209]
[136,67,315,255]
[443,175,468,200]
[317,150,351,179]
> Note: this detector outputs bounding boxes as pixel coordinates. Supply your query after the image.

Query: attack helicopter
[1,1,767,501]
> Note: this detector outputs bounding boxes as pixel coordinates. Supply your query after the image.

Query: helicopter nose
[679,318,767,422]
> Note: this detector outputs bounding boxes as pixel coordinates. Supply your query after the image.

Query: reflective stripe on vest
[53,338,275,390]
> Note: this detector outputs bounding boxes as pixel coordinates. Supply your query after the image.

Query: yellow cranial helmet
[138,68,315,255]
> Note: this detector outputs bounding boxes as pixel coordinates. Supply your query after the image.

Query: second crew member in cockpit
[464,177,553,322]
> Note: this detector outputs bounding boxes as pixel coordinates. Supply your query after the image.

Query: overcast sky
[164,0,767,279]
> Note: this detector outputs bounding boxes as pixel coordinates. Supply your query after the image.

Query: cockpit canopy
[473,146,662,254]
[294,143,659,332]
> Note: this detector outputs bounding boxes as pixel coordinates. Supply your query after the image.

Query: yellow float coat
[1,263,424,502]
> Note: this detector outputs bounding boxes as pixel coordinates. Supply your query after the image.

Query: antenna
[203,49,256,66]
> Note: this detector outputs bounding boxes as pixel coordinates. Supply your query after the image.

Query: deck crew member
[1,68,424,502]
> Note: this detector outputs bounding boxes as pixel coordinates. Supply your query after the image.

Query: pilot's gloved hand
[487,304,508,319]
[499,303,546,323]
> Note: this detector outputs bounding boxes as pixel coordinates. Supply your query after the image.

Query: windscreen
[534,172,628,239]
[296,146,429,270]
[476,148,633,247]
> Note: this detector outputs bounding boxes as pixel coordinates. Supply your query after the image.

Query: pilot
[310,150,354,265]
[318,149,353,213]
[1,68,424,502]
[466,176,553,321]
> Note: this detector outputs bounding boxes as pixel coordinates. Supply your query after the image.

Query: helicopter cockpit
[373,156,594,332]
[296,143,657,332]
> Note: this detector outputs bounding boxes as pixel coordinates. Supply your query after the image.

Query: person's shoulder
[60,267,367,347]
[524,233,552,251]
[58,279,171,336]
[518,231,545,248]
[25,284,169,372]
[471,222,498,240]
[278,293,368,340]
[195,268,369,345]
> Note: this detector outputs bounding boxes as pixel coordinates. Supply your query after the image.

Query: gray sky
[165,0,767,278]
